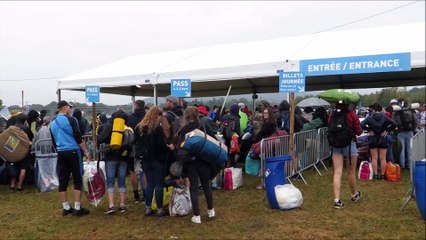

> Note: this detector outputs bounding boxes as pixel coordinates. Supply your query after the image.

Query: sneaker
[73,207,90,216]
[380,175,386,180]
[334,200,346,209]
[9,186,15,191]
[351,191,362,203]
[62,207,74,216]
[373,174,379,180]
[256,184,264,190]
[16,187,23,192]
[207,208,215,218]
[104,206,116,214]
[191,215,201,224]
[145,208,154,217]
[119,206,127,213]
[156,208,165,217]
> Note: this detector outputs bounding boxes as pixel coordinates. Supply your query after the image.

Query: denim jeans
[105,160,128,193]
[397,131,413,169]
[142,160,165,208]
[386,133,395,163]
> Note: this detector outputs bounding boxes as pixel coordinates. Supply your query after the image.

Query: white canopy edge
[58,22,425,91]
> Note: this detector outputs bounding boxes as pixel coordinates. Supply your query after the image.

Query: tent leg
[153,84,158,106]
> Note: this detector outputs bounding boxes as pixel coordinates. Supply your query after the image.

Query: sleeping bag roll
[110,117,125,150]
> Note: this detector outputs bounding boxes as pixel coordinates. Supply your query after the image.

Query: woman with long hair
[253,107,278,190]
[175,106,216,224]
[135,106,173,217]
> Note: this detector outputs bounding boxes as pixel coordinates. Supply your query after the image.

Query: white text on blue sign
[85,86,100,102]
[171,79,191,97]
[300,52,411,76]
[279,72,305,93]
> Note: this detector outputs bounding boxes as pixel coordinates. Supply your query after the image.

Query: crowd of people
[0,94,424,220]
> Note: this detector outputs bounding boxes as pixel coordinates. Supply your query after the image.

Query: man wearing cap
[164,95,184,139]
[50,100,92,216]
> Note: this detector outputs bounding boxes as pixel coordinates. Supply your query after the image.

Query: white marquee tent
[57,22,425,101]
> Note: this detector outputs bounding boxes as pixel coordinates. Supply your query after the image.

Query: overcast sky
[0,1,425,107]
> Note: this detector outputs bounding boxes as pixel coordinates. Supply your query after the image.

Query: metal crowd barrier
[401,129,425,211]
[259,135,291,187]
[316,127,331,172]
[259,128,332,187]
[293,129,319,185]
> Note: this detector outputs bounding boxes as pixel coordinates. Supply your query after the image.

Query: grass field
[0,162,425,240]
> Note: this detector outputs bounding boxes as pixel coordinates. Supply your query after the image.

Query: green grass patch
[0,163,424,239]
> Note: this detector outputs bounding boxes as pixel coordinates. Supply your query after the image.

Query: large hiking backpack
[278,111,290,132]
[221,117,236,139]
[396,110,416,131]
[169,111,185,137]
[327,110,352,148]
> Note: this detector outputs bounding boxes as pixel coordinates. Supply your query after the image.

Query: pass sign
[279,72,305,93]
[171,79,191,97]
[85,86,100,102]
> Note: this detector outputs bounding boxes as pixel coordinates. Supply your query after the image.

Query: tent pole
[219,85,232,119]
[153,84,158,106]
[57,89,61,102]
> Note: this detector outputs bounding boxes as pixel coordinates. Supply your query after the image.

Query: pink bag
[358,161,373,180]
[224,168,233,190]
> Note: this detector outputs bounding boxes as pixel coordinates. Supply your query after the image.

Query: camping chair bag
[0,126,30,163]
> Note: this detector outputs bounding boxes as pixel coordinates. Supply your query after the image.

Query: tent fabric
[58,22,425,97]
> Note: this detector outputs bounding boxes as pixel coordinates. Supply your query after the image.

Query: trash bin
[265,155,292,210]
[414,159,426,220]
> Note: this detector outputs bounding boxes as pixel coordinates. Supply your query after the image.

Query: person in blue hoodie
[361,103,397,180]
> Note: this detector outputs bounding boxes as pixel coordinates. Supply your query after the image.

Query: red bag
[251,130,287,157]
[230,134,240,153]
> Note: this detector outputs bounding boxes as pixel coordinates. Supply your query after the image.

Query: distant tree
[0,99,2,106]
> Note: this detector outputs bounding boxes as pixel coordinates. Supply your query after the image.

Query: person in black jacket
[127,99,146,202]
[175,106,216,224]
[361,103,397,179]
[134,106,173,217]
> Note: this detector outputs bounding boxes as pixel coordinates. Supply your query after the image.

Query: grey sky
[0,1,425,106]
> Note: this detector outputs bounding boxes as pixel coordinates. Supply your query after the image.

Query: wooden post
[289,92,295,160]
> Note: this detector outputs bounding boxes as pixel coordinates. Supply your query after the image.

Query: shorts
[368,135,388,149]
[332,141,358,157]
[57,150,83,191]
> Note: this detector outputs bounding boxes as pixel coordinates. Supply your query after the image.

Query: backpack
[278,111,290,132]
[221,117,236,139]
[120,126,134,157]
[396,110,415,131]
[169,111,185,138]
[121,126,134,148]
[134,130,152,160]
[327,109,352,148]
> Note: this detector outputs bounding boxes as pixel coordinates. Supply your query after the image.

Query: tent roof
[58,22,425,97]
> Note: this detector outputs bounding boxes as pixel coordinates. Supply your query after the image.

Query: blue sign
[171,79,191,97]
[85,86,100,102]
[279,72,305,93]
[300,52,411,76]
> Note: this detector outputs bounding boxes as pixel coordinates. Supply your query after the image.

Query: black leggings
[187,160,213,216]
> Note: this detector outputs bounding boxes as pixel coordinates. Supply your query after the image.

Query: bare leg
[332,153,344,200]
[370,148,378,175]
[59,191,68,203]
[18,169,26,188]
[130,172,138,191]
[74,189,82,203]
[347,156,358,195]
[108,192,115,207]
[119,192,126,205]
[379,148,387,175]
